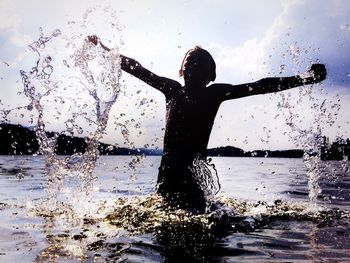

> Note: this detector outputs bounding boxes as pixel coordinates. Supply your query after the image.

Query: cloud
[208,39,268,83]
[0,0,31,47]
[207,0,350,87]
[265,0,350,86]
[206,0,304,83]
[0,0,32,67]
[0,0,20,31]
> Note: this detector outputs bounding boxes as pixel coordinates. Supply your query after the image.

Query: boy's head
[179,46,216,84]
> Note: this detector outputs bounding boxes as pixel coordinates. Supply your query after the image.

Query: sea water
[0,156,349,262]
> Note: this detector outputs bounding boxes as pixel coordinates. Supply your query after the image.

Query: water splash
[104,193,350,235]
[277,44,342,206]
[190,155,221,208]
[19,28,122,218]
[278,90,323,205]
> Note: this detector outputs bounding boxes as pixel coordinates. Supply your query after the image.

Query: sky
[0,0,350,151]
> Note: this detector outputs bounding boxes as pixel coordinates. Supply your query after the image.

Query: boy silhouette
[88,36,326,213]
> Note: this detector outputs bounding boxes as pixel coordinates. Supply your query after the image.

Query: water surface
[0,156,349,262]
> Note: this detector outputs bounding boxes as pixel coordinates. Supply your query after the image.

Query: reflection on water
[0,156,349,262]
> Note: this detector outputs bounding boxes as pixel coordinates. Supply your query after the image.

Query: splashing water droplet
[19,28,122,217]
[279,64,285,74]
[190,155,220,209]
[277,65,341,206]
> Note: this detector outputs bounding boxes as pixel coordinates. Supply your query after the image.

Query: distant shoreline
[0,123,303,158]
[1,123,348,160]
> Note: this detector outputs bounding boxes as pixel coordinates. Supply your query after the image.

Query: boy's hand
[307,63,327,83]
[86,35,111,52]
[86,35,99,45]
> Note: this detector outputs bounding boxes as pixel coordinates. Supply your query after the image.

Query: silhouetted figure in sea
[88,36,326,213]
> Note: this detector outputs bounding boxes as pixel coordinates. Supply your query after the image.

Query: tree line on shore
[320,136,350,160]
[0,123,349,160]
[0,123,161,156]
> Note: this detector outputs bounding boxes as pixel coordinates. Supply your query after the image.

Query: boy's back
[158,82,224,211]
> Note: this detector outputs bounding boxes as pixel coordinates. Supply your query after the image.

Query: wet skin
[88,35,327,212]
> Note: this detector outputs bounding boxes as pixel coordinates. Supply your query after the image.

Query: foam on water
[104,193,350,235]
[26,191,350,261]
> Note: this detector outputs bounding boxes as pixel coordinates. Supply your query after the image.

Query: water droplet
[16,172,24,180]
[279,64,285,74]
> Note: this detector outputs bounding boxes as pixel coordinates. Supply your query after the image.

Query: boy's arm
[215,64,326,101]
[119,54,179,93]
[87,36,180,94]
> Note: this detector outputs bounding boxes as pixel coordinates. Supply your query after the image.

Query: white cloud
[206,0,306,83]
[208,39,268,83]
[207,0,350,85]
[0,0,33,71]
[8,33,32,48]
[0,1,31,48]
[0,0,19,30]
[325,0,350,17]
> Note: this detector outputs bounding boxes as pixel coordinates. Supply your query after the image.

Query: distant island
[0,123,349,160]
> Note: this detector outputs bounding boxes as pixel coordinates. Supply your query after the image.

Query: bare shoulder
[207,83,235,97]
[163,77,181,88]
[159,76,181,90]
[156,76,181,96]
[207,83,232,89]
[207,82,252,101]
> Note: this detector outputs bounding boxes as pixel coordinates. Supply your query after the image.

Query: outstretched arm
[215,64,327,101]
[86,36,179,94]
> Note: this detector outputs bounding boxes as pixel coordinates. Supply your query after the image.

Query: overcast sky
[1,0,349,151]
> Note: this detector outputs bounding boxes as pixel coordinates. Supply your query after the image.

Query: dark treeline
[0,123,303,158]
[0,123,304,158]
[0,123,162,156]
[1,123,348,160]
[320,136,350,160]
[207,146,304,158]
